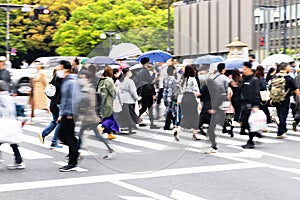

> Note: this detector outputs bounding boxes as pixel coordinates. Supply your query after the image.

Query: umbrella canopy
[86,56,119,65]
[261,54,294,67]
[225,59,248,70]
[136,50,172,63]
[192,55,224,65]
[109,43,142,59]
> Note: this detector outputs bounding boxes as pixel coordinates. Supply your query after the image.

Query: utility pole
[167,0,171,52]
[283,0,287,54]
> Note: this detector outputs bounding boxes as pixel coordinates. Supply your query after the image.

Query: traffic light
[259,37,265,47]
[33,6,50,20]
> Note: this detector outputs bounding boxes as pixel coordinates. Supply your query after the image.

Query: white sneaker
[103,150,117,160]
[97,124,104,135]
[7,162,26,170]
[204,147,218,154]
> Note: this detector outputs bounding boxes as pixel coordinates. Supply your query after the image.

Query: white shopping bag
[248,110,267,132]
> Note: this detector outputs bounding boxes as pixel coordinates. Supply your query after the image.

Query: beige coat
[29,71,48,110]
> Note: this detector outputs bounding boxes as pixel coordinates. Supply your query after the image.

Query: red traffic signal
[33,6,50,20]
[259,37,265,47]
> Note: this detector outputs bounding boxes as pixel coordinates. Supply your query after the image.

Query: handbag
[44,84,56,98]
[260,90,270,102]
[0,117,23,144]
[113,99,122,113]
[248,110,267,132]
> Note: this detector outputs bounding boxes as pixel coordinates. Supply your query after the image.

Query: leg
[10,144,23,164]
[91,124,113,151]
[59,117,78,166]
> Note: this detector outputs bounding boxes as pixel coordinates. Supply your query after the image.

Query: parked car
[9,56,88,95]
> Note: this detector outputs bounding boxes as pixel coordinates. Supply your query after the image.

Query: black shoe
[255,132,263,138]
[228,130,234,138]
[240,129,247,135]
[163,127,173,130]
[174,131,179,141]
[150,125,160,129]
[139,123,147,127]
[242,142,255,149]
[222,128,228,133]
[293,121,297,132]
[198,128,206,136]
[59,164,77,172]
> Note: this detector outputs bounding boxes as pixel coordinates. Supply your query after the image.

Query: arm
[128,79,139,101]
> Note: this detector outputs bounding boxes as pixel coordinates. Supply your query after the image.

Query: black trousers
[0,143,22,164]
[59,116,78,166]
[139,95,154,124]
[240,103,255,143]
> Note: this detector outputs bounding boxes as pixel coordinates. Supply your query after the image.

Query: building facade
[174,0,300,60]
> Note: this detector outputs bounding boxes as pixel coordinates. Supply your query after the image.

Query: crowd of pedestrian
[1,54,300,172]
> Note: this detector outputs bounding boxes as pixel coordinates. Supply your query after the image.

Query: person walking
[57,60,81,172]
[228,69,242,135]
[0,56,16,95]
[254,65,272,124]
[96,66,119,139]
[116,67,141,134]
[39,66,63,148]
[270,62,300,139]
[162,65,178,130]
[28,61,49,123]
[77,71,116,159]
[174,65,201,141]
[240,62,262,149]
[205,63,230,153]
[136,57,159,129]
[0,80,25,170]
[198,68,211,136]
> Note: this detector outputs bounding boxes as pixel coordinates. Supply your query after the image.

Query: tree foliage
[53,0,174,56]
[0,0,176,64]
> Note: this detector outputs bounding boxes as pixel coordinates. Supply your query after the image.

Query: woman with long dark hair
[174,65,200,141]
[255,65,272,124]
[227,69,242,136]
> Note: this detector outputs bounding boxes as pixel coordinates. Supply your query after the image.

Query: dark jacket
[49,75,63,114]
[240,75,261,107]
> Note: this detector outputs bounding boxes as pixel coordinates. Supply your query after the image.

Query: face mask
[56,70,65,78]
[198,74,208,81]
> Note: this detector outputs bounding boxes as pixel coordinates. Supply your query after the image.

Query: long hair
[232,69,242,83]
[254,65,265,79]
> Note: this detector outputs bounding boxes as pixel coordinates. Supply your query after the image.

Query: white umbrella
[109,43,142,59]
[261,54,294,67]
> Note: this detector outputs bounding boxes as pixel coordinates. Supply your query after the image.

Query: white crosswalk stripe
[1,112,300,162]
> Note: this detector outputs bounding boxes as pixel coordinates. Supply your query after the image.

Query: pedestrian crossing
[1,113,300,164]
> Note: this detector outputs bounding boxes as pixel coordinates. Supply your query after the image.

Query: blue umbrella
[192,55,224,65]
[136,50,172,63]
[225,59,248,70]
[86,56,119,65]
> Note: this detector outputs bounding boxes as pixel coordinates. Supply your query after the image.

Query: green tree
[53,0,174,56]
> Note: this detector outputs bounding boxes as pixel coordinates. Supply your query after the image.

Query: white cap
[0,56,6,62]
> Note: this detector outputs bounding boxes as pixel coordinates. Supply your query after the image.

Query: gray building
[174,0,300,60]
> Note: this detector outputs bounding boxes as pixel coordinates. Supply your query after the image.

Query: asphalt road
[1,96,300,200]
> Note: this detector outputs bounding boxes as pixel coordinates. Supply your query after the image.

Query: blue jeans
[42,112,60,145]
[276,99,290,136]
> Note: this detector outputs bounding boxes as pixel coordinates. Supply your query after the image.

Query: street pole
[167,0,171,52]
[6,0,10,62]
[265,9,270,58]
[283,0,287,54]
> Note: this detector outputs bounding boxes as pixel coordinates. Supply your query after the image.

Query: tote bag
[0,117,23,144]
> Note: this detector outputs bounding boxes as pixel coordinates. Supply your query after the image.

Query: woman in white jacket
[116,67,141,134]
[0,80,25,169]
